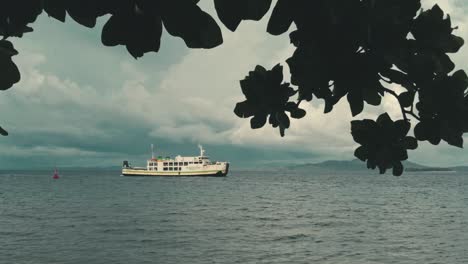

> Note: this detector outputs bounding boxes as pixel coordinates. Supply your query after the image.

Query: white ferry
[122,145,229,177]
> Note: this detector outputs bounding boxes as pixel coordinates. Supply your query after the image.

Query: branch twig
[382,87,408,122]
[404,110,421,121]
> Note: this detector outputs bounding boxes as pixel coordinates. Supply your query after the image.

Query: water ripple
[0,169,466,264]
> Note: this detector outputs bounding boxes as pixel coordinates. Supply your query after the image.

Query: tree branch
[382,87,408,122]
[404,110,421,121]
[296,99,303,107]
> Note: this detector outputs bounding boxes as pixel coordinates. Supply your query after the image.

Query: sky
[1,0,468,169]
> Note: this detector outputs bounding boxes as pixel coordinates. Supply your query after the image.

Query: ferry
[122,145,229,177]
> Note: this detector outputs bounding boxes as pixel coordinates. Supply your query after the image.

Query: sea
[0,168,466,264]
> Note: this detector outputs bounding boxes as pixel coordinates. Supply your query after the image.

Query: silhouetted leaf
[392,161,403,176]
[376,113,392,127]
[354,146,368,161]
[284,102,297,112]
[352,114,415,176]
[276,112,290,129]
[324,100,334,114]
[66,0,111,28]
[453,70,468,89]
[251,114,267,129]
[414,122,433,142]
[395,120,411,137]
[234,101,255,118]
[279,126,285,137]
[235,64,298,136]
[290,108,306,119]
[0,40,20,90]
[380,69,415,92]
[43,0,66,22]
[0,126,7,136]
[102,11,163,59]
[0,1,42,37]
[363,88,382,106]
[398,92,414,108]
[163,3,223,49]
[267,0,293,35]
[403,137,418,150]
[446,135,463,148]
[347,92,364,117]
[214,0,272,31]
[412,4,464,53]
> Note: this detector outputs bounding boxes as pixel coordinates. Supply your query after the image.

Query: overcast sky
[1,0,467,169]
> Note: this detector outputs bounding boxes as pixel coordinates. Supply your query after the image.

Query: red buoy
[53,168,59,179]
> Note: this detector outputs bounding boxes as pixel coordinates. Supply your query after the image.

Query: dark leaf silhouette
[234,64,299,137]
[102,8,163,59]
[290,108,306,119]
[162,2,223,49]
[413,5,464,53]
[352,114,417,176]
[0,126,8,136]
[0,40,20,90]
[415,70,468,148]
[43,0,66,22]
[398,92,414,108]
[214,0,272,31]
[267,0,293,35]
[0,1,42,37]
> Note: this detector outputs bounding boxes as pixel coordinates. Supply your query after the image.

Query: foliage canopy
[1,0,467,175]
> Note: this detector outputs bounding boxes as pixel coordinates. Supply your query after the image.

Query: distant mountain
[289,159,465,173]
[451,166,468,172]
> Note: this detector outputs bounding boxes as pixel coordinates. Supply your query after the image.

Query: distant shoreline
[405,168,455,172]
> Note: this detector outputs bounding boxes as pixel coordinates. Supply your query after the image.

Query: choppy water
[0,169,467,264]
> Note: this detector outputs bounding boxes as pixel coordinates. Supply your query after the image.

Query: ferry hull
[122,164,229,177]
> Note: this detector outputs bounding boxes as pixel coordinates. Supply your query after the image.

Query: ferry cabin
[147,155,215,172]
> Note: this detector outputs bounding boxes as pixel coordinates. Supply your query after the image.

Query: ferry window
[163,162,168,166]
[169,162,173,166]
[178,162,183,166]
[163,167,168,171]
[184,162,188,166]
[189,162,193,164]
[169,167,173,171]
